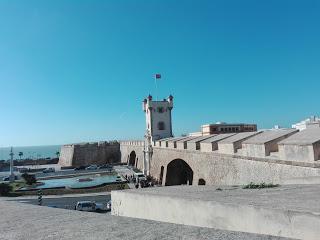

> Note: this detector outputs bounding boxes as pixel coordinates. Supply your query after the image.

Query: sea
[0,145,61,161]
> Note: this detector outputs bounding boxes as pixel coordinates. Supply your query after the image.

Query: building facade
[201,122,257,135]
[292,116,320,131]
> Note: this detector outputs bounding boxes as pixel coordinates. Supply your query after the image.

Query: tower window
[157,107,164,113]
[158,122,165,130]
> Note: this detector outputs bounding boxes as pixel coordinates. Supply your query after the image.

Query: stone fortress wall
[59,141,120,167]
[120,127,320,186]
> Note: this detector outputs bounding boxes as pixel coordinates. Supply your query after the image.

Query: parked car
[86,165,98,170]
[95,202,107,212]
[134,172,147,182]
[106,200,112,211]
[18,167,29,173]
[75,201,96,212]
[74,166,86,171]
[98,164,113,170]
[2,175,18,181]
[43,167,55,173]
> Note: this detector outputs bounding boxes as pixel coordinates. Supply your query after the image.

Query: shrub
[21,173,37,185]
[0,183,13,196]
[243,182,279,189]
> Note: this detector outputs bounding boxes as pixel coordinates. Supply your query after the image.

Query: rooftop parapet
[278,128,320,162]
[200,133,235,152]
[242,129,298,158]
[186,135,217,151]
[218,131,263,154]
[175,136,201,150]
[167,136,190,149]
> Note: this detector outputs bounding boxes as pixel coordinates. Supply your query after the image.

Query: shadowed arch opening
[165,159,193,186]
[198,178,206,185]
[129,151,136,166]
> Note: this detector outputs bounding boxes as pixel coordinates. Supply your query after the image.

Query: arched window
[157,107,164,113]
[158,121,165,130]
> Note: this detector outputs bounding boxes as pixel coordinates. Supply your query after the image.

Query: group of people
[123,174,156,189]
[124,174,135,183]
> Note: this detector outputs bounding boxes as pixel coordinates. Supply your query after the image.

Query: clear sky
[0,0,319,147]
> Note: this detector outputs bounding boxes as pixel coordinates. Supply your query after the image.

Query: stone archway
[165,159,193,186]
[198,178,206,185]
[129,151,136,166]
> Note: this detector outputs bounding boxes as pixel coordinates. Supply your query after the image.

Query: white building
[142,95,174,141]
[292,116,320,131]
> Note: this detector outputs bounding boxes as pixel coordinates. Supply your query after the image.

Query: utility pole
[9,147,15,182]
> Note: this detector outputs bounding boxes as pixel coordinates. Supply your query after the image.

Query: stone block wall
[149,147,320,186]
[59,141,120,167]
[279,144,315,162]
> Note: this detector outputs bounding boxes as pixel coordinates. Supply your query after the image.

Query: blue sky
[0,0,319,147]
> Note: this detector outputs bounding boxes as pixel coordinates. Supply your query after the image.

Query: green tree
[18,152,23,161]
[55,151,60,159]
[21,173,37,185]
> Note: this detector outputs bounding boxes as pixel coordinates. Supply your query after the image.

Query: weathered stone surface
[200,134,235,152]
[242,129,298,158]
[59,141,120,167]
[218,131,262,154]
[278,128,320,162]
[186,135,216,151]
[0,200,289,240]
[112,184,320,240]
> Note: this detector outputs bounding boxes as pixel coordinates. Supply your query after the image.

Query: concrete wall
[279,144,315,162]
[199,142,213,152]
[218,143,236,154]
[112,187,320,240]
[242,144,266,158]
[313,142,320,161]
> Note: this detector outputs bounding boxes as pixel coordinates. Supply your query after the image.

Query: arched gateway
[165,159,193,186]
[128,151,136,166]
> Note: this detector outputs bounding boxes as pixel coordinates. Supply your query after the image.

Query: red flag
[155,74,161,79]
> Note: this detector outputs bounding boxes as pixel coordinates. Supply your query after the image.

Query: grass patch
[243,182,279,189]
[8,181,27,191]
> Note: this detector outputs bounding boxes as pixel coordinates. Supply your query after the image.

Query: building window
[157,107,164,113]
[158,122,165,130]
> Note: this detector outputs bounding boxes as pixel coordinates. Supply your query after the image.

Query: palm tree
[55,151,60,159]
[18,152,23,161]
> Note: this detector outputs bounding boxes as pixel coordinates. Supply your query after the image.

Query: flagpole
[154,74,158,101]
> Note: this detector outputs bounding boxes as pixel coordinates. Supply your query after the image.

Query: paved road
[8,194,111,212]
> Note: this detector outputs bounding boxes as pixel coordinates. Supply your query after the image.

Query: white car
[75,201,96,212]
[134,172,147,182]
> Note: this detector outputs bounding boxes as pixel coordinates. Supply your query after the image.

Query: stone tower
[142,94,174,141]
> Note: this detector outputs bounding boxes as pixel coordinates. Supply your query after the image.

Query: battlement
[150,128,320,163]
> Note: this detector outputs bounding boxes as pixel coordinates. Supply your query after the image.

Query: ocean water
[0,145,61,161]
